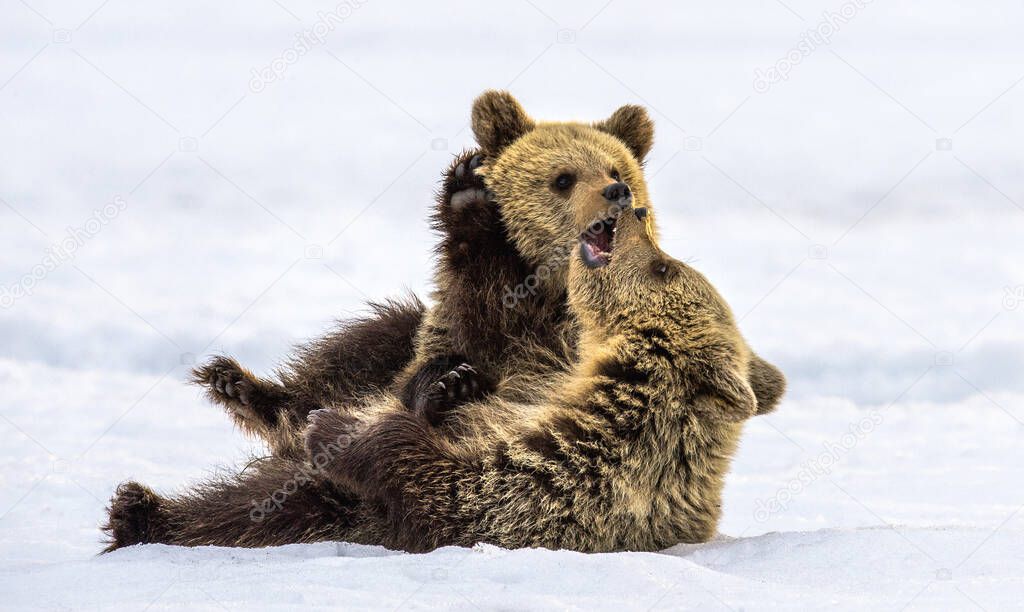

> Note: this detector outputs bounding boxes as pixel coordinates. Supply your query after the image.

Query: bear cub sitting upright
[190,90,672,457]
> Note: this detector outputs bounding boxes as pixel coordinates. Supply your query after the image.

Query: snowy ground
[2,1,1023,610]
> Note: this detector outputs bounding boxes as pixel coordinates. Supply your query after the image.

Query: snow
[2,0,1023,609]
[5,528,1024,610]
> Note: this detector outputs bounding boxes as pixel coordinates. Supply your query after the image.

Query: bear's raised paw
[191,356,288,436]
[192,356,258,406]
[445,151,492,214]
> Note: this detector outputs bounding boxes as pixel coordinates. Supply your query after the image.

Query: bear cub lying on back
[305,202,766,553]
[102,92,785,553]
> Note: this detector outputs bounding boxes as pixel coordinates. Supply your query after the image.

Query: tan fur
[393,90,660,408]
[101,92,785,553]
[308,206,769,552]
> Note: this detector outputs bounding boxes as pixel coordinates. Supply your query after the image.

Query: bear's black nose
[602,182,632,204]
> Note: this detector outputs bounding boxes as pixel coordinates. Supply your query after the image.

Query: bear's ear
[692,366,757,423]
[748,353,786,415]
[595,105,654,162]
[471,90,535,157]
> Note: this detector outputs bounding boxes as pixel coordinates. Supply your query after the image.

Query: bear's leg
[193,297,426,456]
[303,406,519,552]
[435,149,507,268]
[302,406,455,552]
[102,458,363,551]
[278,297,425,417]
[192,356,290,441]
[393,149,531,417]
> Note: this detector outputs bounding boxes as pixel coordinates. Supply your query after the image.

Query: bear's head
[471,90,656,276]
[569,205,759,422]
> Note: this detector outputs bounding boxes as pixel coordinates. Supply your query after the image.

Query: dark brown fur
[189,91,667,451]
[192,297,424,457]
[102,92,785,552]
[103,464,366,551]
[304,207,768,552]
[191,91,781,447]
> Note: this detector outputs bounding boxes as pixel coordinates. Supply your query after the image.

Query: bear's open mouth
[579,215,619,269]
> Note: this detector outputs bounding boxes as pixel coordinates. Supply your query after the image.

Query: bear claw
[193,357,256,407]
[417,363,491,426]
[447,151,490,212]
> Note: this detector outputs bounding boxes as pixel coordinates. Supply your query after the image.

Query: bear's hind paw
[191,356,286,433]
[102,481,167,552]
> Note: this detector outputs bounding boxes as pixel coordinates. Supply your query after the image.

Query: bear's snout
[602,182,632,205]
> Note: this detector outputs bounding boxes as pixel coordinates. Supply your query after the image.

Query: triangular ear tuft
[748,353,786,415]
[471,90,535,157]
[693,367,757,423]
[595,104,654,161]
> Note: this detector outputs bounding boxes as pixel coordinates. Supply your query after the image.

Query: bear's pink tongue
[579,239,609,268]
[579,217,615,268]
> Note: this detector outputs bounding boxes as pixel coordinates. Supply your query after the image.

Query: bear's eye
[610,169,621,182]
[554,173,576,191]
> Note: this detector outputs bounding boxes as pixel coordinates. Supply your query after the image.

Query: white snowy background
[1,0,1022,609]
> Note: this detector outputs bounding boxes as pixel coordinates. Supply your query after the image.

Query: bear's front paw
[446,151,491,213]
[416,363,492,427]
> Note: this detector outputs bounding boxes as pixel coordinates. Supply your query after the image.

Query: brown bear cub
[102,92,674,551]
[305,202,763,552]
[189,91,691,457]
[102,92,786,552]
